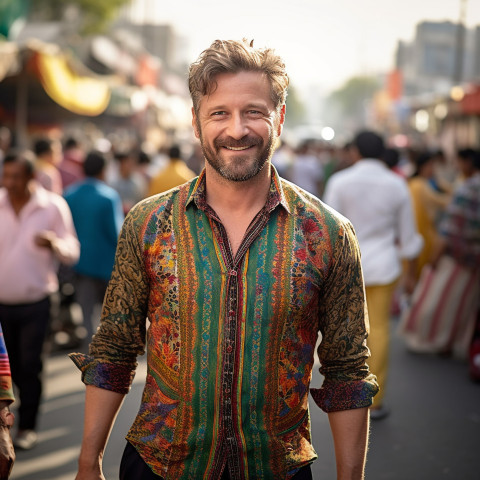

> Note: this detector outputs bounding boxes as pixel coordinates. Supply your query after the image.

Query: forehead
[200,71,274,111]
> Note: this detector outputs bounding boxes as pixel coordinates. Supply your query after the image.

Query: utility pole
[453,0,468,85]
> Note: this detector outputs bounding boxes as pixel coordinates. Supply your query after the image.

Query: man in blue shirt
[64,151,124,347]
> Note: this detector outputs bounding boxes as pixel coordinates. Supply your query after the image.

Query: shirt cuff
[310,374,379,413]
[69,352,135,394]
[0,381,14,404]
[400,235,424,260]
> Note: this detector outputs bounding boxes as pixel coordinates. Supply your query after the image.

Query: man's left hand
[0,406,15,479]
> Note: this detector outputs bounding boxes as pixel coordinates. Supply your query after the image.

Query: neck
[205,162,271,215]
[8,187,31,214]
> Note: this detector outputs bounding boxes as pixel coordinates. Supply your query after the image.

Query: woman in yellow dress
[408,151,451,278]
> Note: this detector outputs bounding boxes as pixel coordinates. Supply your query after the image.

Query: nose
[225,111,248,140]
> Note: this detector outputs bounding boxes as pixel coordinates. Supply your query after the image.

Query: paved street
[10,319,480,479]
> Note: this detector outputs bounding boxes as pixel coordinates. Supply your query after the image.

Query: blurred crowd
[0,123,479,453]
[274,134,480,392]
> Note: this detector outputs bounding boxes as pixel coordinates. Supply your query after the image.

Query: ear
[277,104,286,136]
[192,107,200,139]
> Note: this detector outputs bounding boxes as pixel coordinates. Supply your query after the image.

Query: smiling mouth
[223,145,252,151]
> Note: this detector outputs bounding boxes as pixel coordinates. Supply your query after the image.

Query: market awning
[31,48,111,116]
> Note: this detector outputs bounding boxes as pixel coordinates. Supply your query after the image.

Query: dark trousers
[0,297,51,430]
[120,441,313,479]
[74,274,109,342]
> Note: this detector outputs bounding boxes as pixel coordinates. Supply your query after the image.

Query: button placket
[209,208,273,480]
[222,267,242,477]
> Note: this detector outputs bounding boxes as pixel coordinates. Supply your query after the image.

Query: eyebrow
[205,102,271,113]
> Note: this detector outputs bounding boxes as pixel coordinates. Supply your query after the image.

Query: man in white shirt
[324,131,423,419]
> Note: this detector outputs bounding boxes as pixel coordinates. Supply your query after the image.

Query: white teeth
[225,146,250,151]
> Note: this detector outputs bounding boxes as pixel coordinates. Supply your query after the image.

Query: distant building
[396,20,480,96]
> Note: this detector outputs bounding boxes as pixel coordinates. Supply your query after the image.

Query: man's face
[192,71,285,182]
[2,161,32,199]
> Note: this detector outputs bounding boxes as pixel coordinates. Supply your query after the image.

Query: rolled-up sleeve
[310,220,379,412]
[70,207,149,394]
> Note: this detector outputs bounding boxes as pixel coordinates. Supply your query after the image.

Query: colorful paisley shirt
[70,166,378,480]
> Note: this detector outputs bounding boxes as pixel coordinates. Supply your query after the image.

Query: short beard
[198,127,276,182]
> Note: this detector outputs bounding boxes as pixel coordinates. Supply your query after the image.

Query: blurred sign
[461,84,480,114]
[135,54,160,87]
[387,69,403,101]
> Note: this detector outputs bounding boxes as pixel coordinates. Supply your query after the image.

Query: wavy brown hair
[188,39,289,114]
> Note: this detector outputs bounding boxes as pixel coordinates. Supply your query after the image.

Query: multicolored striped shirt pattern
[0,323,14,403]
[439,172,480,269]
[71,167,378,480]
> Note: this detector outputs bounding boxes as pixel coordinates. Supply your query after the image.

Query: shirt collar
[357,158,387,168]
[185,164,291,215]
[0,181,49,209]
[29,182,51,208]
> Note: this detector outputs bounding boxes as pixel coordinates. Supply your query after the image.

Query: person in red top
[33,138,63,195]
[58,137,85,190]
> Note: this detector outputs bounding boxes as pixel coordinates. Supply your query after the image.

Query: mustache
[214,136,262,149]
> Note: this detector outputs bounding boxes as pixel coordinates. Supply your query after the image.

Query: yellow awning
[33,50,111,116]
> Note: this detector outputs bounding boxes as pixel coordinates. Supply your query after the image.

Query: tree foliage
[327,76,380,121]
[29,0,129,34]
[285,84,306,127]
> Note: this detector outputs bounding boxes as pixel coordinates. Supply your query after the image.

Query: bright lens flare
[321,127,335,141]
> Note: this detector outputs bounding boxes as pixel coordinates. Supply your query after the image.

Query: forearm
[403,257,418,295]
[35,231,80,265]
[77,385,125,472]
[51,235,80,265]
[328,407,369,480]
[430,237,447,267]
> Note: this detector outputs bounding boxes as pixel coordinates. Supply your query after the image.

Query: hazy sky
[131,0,480,93]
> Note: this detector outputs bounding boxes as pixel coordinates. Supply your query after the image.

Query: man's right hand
[0,404,15,480]
[0,425,15,480]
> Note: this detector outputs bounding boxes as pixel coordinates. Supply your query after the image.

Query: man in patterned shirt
[71,39,378,480]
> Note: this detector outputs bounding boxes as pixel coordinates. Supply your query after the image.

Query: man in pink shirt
[0,149,79,450]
